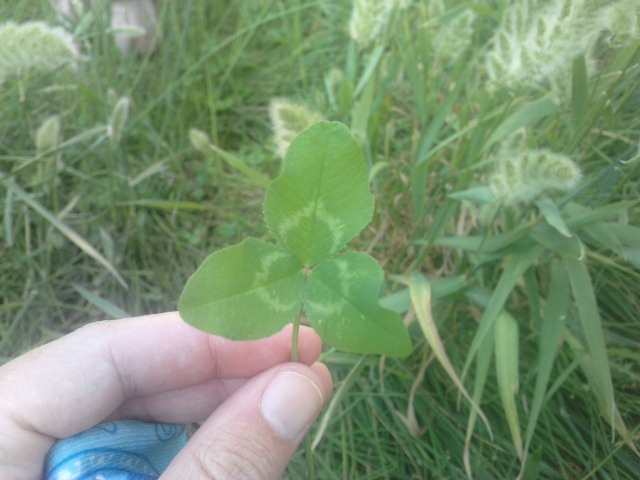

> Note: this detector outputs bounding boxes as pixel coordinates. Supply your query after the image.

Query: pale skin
[0,311,333,479]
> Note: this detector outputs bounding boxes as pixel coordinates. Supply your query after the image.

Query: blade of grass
[0,290,36,356]
[394,354,431,437]
[482,97,558,153]
[353,45,384,98]
[198,137,270,189]
[521,262,570,469]
[435,222,534,254]
[4,187,13,247]
[411,63,471,220]
[462,245,544,382]
[311,354,368,451]
[562,256,636,452]
[3,178,127,288]
[535,198,571,238]
[464,323,494,479]
[494,310,523,461]
[409,274,491,435]
[72,284,130,319]
[118,199,214,211]
[571,55,589,129]
[380,275,468,314]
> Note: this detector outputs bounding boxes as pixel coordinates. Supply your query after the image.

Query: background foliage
[1,0,639,478]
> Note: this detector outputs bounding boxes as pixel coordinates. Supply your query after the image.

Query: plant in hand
[179,121,412,360]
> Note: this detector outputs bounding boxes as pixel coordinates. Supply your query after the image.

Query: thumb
[161,362,332,480]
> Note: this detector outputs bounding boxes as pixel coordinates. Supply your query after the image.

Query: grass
[1,0,639,478]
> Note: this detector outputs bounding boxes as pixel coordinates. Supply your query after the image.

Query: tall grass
[1,0,639,477]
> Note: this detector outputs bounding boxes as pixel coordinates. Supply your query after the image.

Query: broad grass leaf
[584,222,640,269]
[311,355,368,450]
[529,223,583,259]
[462,245,544,381]
[521,262,569,475]
[264,121,373,266]
[535,198,571,237]
[409,274,490,433]
[179,238,304,340]
[494,310,523,461]
[562,256,636,450]
[436,225,532,254]
[380,275,468,313]
[305,252,411,357]
[464,323,494,478]
[482,97,558,153]
[564,200,636,229]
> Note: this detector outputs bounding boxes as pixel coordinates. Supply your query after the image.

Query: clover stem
[291,313,301,363]
[291,312,315,478]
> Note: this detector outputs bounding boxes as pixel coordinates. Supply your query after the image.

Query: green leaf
[464,322,494,478]
[264,121,373,266]
[529,223,583,259]
[178,238,304,340]
[483,97,558,152]
[522,262,569,471]
[409,274,490,432]
[494,310,523,461]
[535,197,571,237]
[462,245,544,380]
[561,257,619,432]
[305,252,411,357]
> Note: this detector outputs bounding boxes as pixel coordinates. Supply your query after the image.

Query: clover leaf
[178,121,411,358]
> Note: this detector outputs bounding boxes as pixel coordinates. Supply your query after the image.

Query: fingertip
[310,362,333,399]
[163,362,330,479]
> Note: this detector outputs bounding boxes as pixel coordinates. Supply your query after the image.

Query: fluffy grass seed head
[108,96,130,149]
[35,115,62,155]
[604,0,640,46]
[0,21,81,84]
[269,99,323,159]
[484,0,613,92]
[349,0,395,48]
[426,0,476,64]
[489,137,582,205]
[51,0,89,23]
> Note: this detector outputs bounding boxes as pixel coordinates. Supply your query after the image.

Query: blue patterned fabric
[44,420,187,480]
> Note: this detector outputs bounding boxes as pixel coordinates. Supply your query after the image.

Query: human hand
[0,311,332,479]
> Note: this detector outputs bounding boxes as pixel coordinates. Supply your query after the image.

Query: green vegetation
[1,0,639,478]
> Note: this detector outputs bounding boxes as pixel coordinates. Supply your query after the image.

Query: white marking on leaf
[276,200,348,258]
[253,250,300,312]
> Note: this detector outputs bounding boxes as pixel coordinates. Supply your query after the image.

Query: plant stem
[291,312,315,478]
[291,313,301,362]
[305,435,315,479]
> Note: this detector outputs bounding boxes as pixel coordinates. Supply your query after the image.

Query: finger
[162,362,333,480]
[0,312,322,479]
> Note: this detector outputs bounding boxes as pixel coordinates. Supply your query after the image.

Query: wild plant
[484,0,637,92]
[0,21,80,97]
[268,99,323,159]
